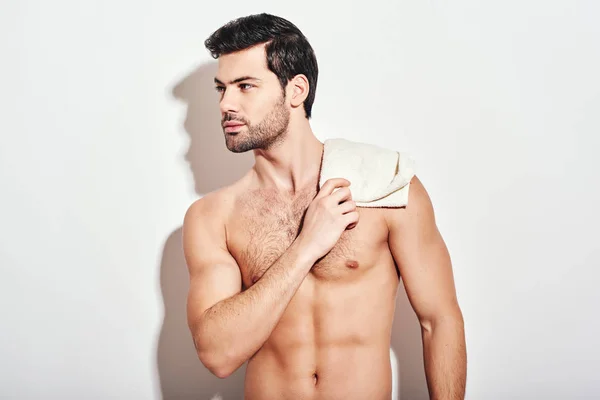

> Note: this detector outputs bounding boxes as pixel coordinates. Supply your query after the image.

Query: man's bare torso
[217,173,402,400]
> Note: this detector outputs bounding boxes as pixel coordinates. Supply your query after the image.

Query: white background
[1,0,599,399]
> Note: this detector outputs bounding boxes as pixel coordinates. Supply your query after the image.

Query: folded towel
[318,138,416,208]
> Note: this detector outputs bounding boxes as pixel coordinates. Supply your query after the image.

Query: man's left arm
[387,176,467,400]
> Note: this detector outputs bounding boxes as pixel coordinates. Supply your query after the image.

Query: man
[183,13,466,400]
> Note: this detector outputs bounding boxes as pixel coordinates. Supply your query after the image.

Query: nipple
[346,260,359,269]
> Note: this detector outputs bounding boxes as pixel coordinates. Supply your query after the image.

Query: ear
[288,74,310,108]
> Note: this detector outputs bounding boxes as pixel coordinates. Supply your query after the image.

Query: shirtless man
[183,13,466,400]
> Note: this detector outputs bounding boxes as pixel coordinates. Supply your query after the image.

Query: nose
[219,89,240,116]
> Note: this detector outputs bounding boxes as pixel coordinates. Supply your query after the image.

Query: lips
[223,121,245,133]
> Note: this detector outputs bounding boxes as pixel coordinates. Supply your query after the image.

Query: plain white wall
[1,0,599,399]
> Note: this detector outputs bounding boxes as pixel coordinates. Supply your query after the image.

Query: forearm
[195,238,316,377]
[422,314,467,400]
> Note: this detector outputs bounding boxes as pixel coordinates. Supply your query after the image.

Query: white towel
[318,138,416,208]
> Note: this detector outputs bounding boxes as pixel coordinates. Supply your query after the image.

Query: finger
[338,200,356,214]
[343,211,359,229]
[330,187,352,204]
[316,178,350,199]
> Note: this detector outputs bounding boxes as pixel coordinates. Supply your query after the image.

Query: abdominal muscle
[243,274,398,400]
[244,342,393,400]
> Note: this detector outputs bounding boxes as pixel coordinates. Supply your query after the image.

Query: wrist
[292,234,319,267]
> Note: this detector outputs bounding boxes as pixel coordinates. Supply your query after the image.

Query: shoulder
[181,187,239,267]
[189,184,238,216]
[384,175,435,231]
[183,184,238,233]
[183,169,256,233]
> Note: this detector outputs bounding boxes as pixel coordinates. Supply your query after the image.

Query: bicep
[183,199,242,331]
[388,176,460,328]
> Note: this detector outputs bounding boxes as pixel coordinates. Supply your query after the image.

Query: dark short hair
[205,13,318,119]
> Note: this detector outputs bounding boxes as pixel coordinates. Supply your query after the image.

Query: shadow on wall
[155,61,429,399]
[156,61,252,400]
[392,281,430,399]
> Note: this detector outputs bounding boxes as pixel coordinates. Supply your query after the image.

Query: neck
[252,116,323,194]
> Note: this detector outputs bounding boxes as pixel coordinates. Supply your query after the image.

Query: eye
[239,83,254,91]
[215,86,225,93]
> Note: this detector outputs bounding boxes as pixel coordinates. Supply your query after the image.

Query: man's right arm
[182,193,318,379]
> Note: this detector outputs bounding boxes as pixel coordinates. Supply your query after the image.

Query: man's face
[215,44,290,153]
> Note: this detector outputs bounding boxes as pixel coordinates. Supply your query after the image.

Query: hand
[297,178,359,261]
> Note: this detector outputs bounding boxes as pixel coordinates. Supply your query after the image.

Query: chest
[226,189,390,289]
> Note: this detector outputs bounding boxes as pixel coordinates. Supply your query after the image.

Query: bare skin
[187,171,398,399]
[183,43,466,400]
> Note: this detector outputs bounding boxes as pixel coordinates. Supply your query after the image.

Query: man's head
[205,13,318,153]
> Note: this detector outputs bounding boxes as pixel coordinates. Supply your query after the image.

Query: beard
[222,95,290,153]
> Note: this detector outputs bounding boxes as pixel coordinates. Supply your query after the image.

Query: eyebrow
[214,76,261,85]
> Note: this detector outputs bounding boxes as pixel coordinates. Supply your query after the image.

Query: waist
[245,342,393,400]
